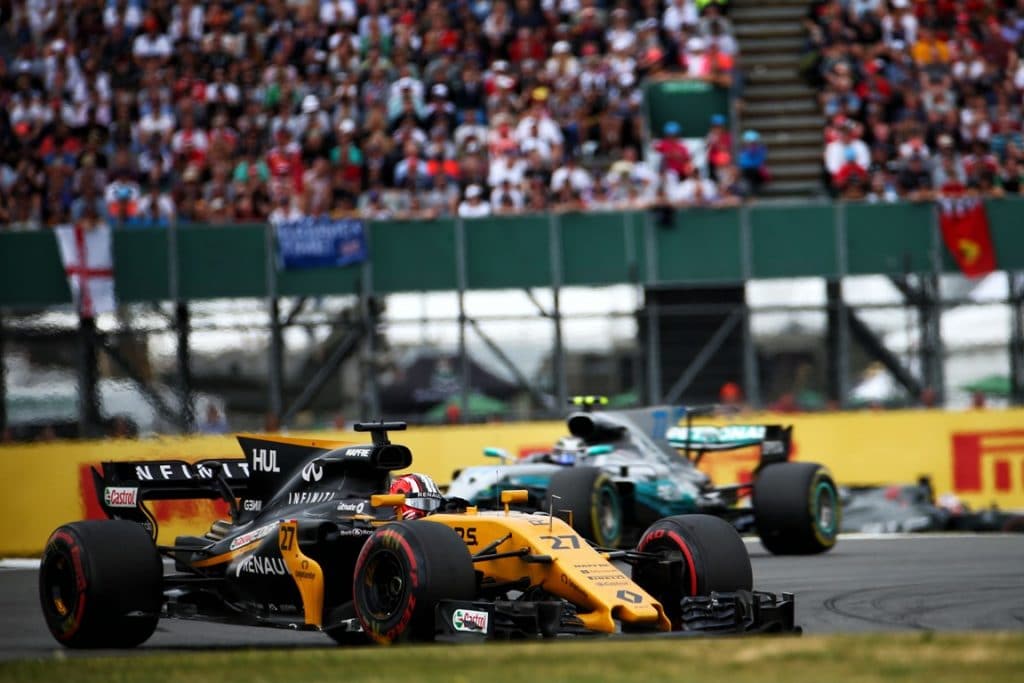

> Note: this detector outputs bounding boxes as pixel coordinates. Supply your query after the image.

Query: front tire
[631,514,752,629]
[352,521,476,644]
[753,462,839,555]
[546,467,623,547]
[39,520,162,648]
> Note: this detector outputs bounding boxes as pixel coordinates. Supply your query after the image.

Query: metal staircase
[731,0,824,198]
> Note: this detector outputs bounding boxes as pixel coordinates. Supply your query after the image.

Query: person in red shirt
[833,146,869,192]
[704,114,732,180]
[266,128,304,201]
[654,121,692,177]
[507,27,547,64]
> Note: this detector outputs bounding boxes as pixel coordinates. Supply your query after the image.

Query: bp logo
[451,608,489,633]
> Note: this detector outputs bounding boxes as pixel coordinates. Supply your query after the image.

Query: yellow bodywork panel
[278,520,325,628]
[423,511,671,634]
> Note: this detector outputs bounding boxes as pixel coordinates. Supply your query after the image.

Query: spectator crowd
[0,0,753,230]
[805,0,1024,201]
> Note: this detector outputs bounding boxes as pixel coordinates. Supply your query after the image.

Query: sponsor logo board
[452,608,489,633]
[103,486,138,508]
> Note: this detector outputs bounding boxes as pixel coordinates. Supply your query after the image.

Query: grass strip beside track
[2,633,1023,683]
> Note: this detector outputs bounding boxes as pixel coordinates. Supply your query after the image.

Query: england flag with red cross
[54,222,116,318]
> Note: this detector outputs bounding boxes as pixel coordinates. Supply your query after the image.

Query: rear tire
[632,514,752,629]
[352,520,476,644]
[39,520,162,648]
[547,467,623,547]
[753,462,839,555]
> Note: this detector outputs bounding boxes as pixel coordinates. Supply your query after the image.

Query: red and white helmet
[389,473,443,520]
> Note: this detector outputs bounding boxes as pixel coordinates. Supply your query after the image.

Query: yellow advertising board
[1,408,1022,556]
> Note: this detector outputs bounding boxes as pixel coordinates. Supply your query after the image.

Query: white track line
[0,559,41,569]
[742,532,1018,544]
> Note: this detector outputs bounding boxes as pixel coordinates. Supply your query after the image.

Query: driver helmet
[389,473,443,520]
[551,436,586,466]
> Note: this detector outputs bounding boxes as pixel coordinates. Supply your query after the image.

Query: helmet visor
[404,494,442,512]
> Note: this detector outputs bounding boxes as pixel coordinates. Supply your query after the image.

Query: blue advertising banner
[275,216,368,270]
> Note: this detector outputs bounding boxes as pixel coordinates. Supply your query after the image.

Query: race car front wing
[434,590,798,640]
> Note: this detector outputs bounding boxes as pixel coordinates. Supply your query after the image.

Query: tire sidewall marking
[809,469,839,547]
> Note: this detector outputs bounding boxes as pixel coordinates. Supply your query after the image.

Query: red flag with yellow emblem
[937,197,996,278]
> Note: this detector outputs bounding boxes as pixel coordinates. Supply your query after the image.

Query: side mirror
[585,445,614,457]
[483,447,511,462]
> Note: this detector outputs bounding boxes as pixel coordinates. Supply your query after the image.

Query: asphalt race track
[2,535,1022,660]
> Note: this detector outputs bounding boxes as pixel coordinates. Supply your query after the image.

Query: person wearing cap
[424,83,456,132]
[546,40,580,79]
[654,121,693,178]
[290,94,331,140]
[738,130,769,195]
[458,184,492,218]
[687,35,734,86]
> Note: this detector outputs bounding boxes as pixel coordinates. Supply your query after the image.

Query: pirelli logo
[952,430,1024,493]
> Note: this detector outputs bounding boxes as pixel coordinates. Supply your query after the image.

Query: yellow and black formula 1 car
[39,423,796,648]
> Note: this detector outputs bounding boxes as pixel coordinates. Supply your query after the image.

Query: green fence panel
[643,80,730,139]
[464,215,550,289]
[559,211,639,286]
[750,205,837,279]
[655,208,743,284]
[0,231,69,307]
[371,219,458,293]
[177,224,266,299]
[846,202,934,275]
[278,261,361,297]
[985,198,1024,272]
[113,229,169,302]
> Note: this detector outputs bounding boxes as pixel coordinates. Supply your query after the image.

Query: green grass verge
[2,633,1023,683]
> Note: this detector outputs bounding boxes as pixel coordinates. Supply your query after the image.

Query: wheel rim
[360,550,409,620]
[595,484,622,544]
[41,550,79,622]
[813,481,838,538]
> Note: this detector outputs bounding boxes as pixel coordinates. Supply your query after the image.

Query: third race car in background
[447,398,839,555]
[840,478,1024,534]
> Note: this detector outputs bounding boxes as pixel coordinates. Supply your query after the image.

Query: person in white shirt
[170,0,205,43]
[824,124,871,179]
[490,178,525,214]
[138,97,175,144]
[132,16,172,64]
[488,153,527,188]
[551,157,593,194]
[515,107,564,151]
[606,147,659,200]
[545,41,580,79]
[662,0,698,33]
[670,170,719,205]
[458,184,492,218]
[320,0,357,28]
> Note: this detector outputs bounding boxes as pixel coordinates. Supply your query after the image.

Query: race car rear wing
[91,457,252,540]
[666,423,792,469]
